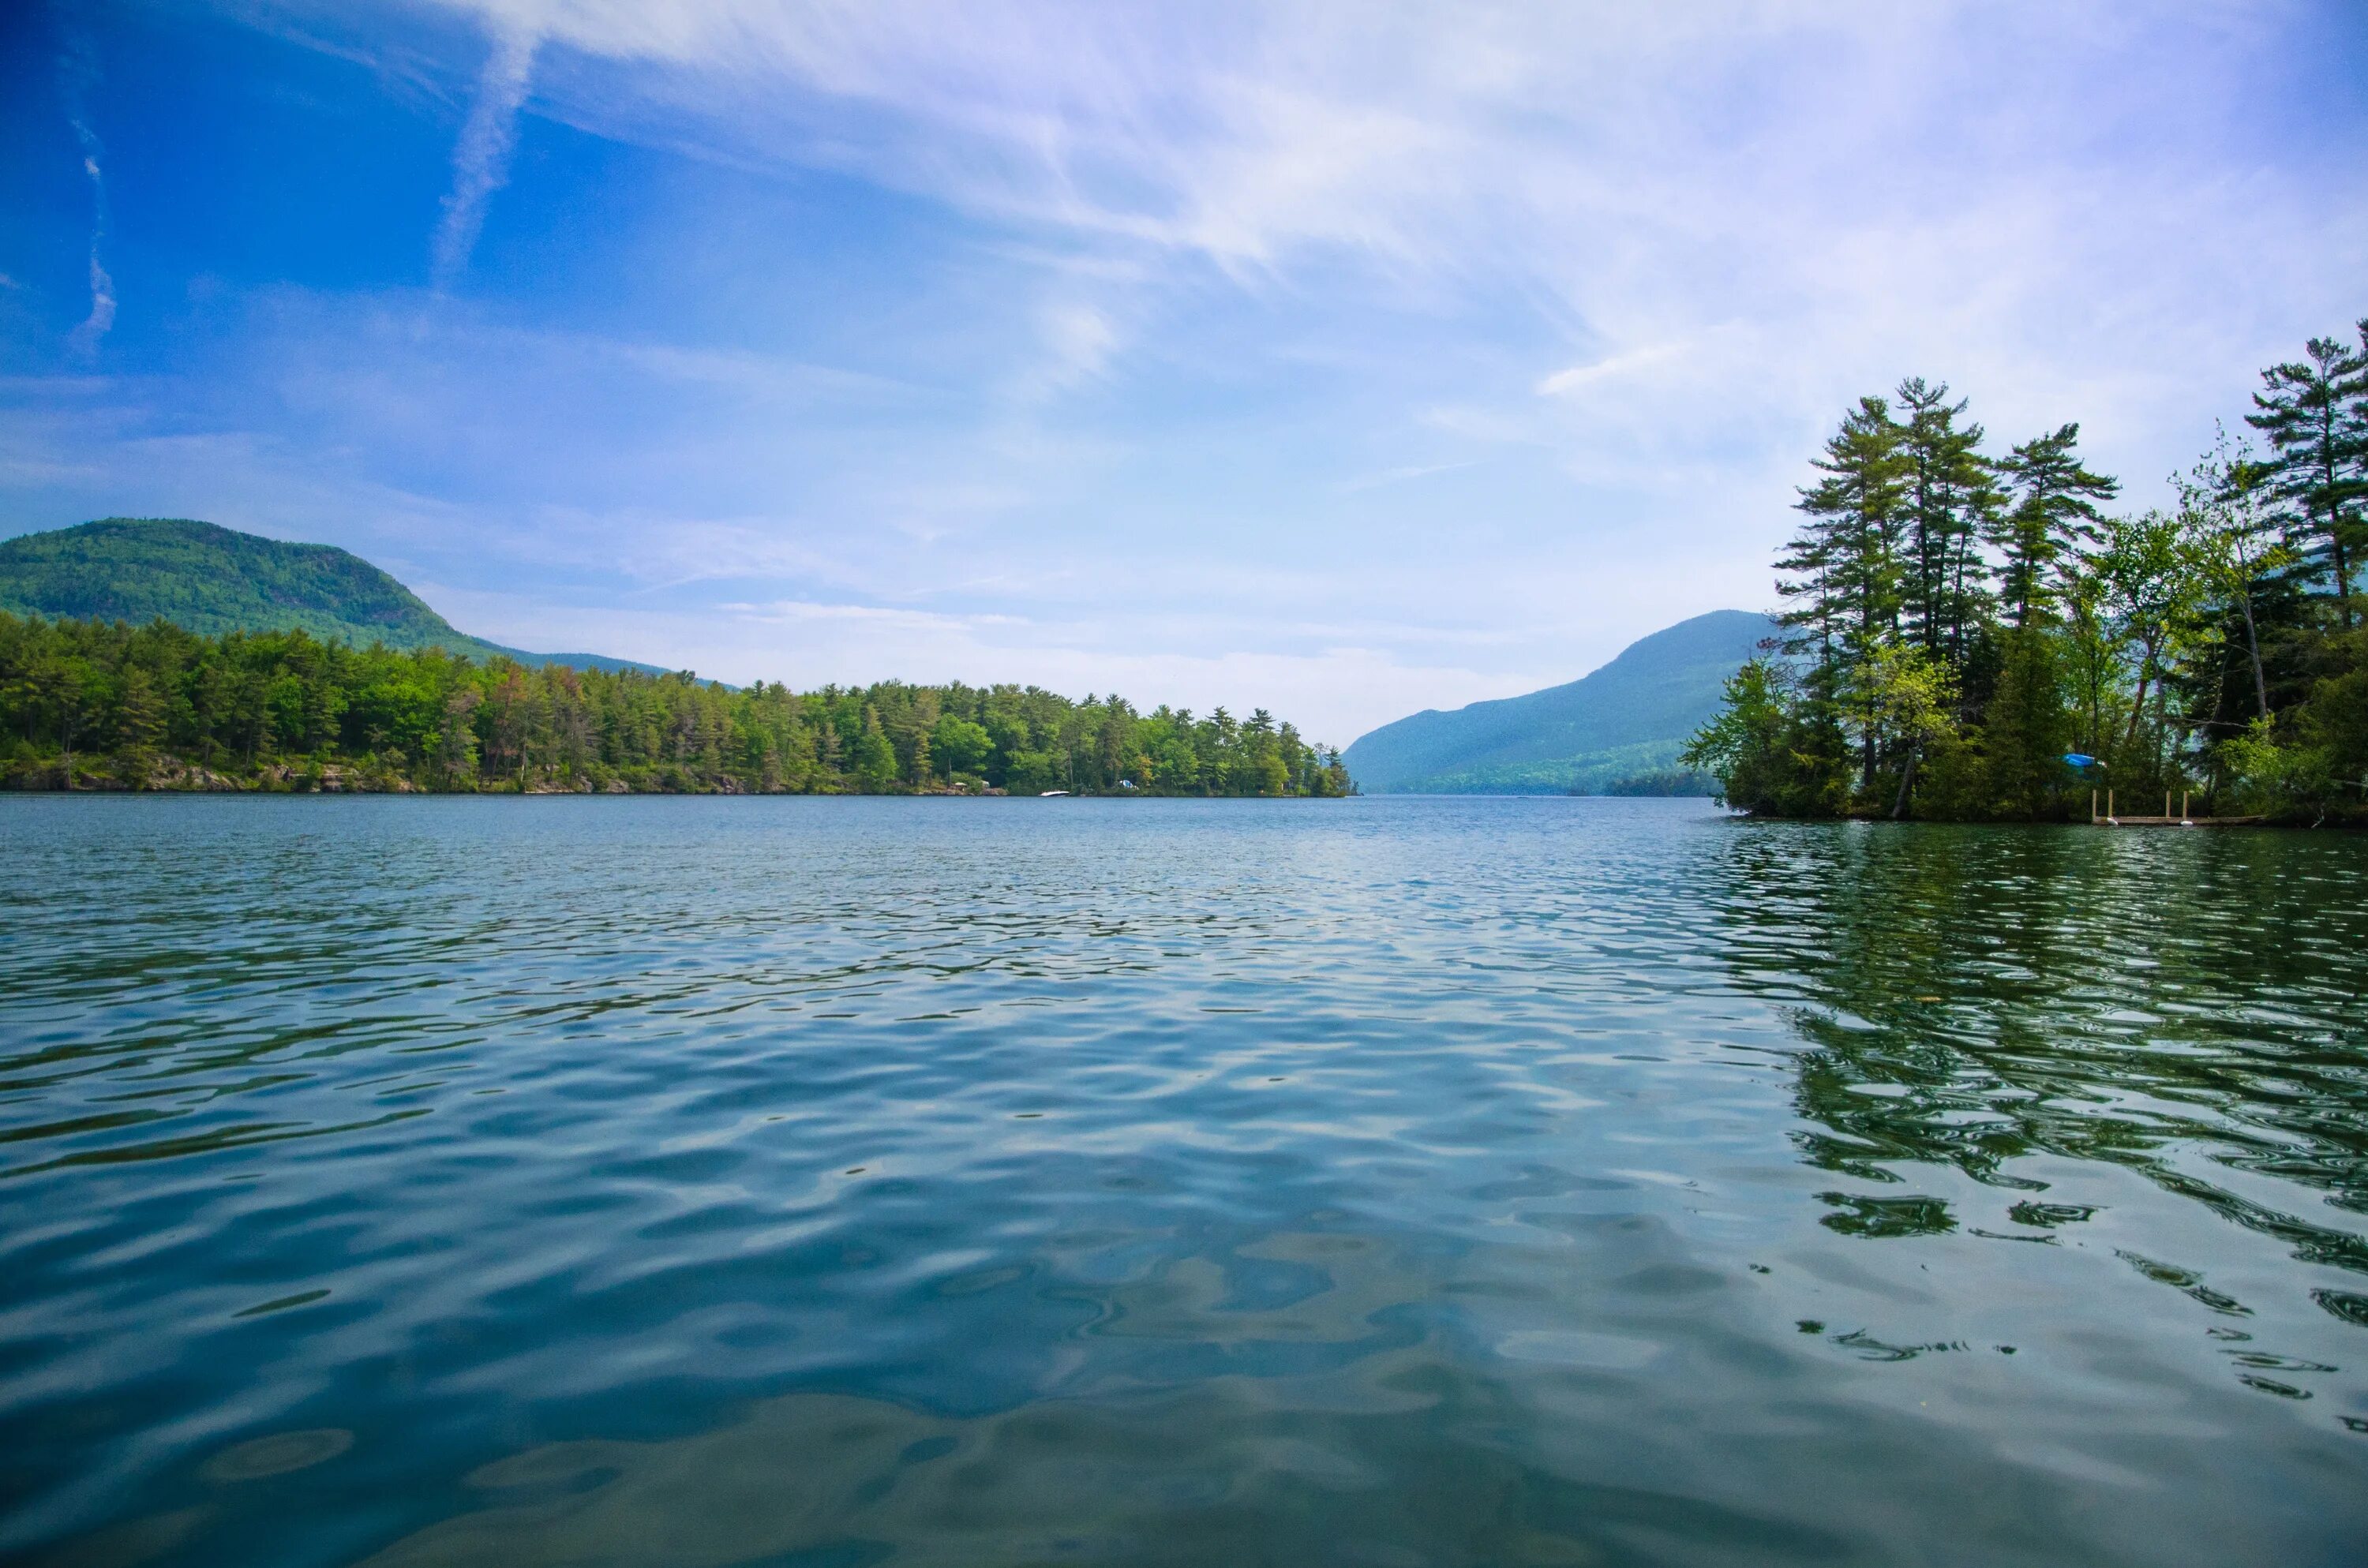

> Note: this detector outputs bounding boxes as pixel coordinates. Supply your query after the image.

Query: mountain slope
[1343,609,1778,793]
[0,518,665,675]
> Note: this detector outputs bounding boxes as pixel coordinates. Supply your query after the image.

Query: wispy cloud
[54,23,114,352]
[397,2,2366,470]
[1536,345,1680,398]
[430,21,538,289]
[995,303,1111,414]
[11,0,2365,744]
[1339,460,1477,493]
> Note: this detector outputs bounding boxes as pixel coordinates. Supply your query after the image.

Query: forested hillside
[0,615,1351,797]
[1685,319,2368,823]
[1343,611,1774,793]
[0,518,662,675]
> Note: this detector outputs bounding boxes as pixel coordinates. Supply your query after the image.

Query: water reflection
[1703,821,2368,1338]
[2,799,2364,1568]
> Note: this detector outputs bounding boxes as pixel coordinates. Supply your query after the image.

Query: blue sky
[3,1,2364,743]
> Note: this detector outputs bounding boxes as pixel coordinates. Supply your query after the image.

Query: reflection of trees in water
[1696,825,2368,1300]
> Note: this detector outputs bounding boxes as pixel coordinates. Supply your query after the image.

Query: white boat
[1039,789,1071,797]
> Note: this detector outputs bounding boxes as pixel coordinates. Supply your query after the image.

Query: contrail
[431,24,539,290]
[57,22,114,350]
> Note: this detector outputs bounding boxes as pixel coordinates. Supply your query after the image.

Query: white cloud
[56,27,115,350]
[409,577,1547,743]
[13,0,2364,743]
[377,2,2361,449]
[1536,346,1680,399]
[1339,461,1477,493]
[1006,300,1119,405]
[430,22,538,287]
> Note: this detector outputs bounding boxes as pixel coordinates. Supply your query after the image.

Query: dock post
[2165,791,2171,820]
[2091,788,2098,824]
[2108,789,2114,821]
[2182,790,2190,822]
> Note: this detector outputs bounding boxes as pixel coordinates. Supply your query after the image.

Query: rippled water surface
[4,795,2366,1566]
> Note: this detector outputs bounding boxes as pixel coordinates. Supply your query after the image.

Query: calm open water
[2,795,2364,1566]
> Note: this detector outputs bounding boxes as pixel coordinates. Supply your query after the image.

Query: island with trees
[1684,318,2367,824]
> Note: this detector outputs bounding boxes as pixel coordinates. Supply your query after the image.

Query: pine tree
[1994,424,2119,632]
[2247,327,2368,629]
[1894,378,1995,674]
[852,707,897,789]
[1782,396,1907,791]
[1983,627,2070,819]
[114,664,165,779]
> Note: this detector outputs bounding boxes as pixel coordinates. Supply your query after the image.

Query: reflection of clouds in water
[1088,1232,1412,1346]
[346,1202,2135,1568]
[354,1224,1744,1567]
[354,1365,1760,1568]
[13,804,2368,1566]
[199,1428,353,1483]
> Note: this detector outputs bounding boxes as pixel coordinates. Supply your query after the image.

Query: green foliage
[930,716,993,775]
[2219,717,2328,818]
[1692,320,2368,822]
[2247,327,2368,629]
[1594,769,1721,797]
[852,709,898,788]
[1993,425,2119,631]
[1680,659,1850,818]
[1979,627,2070,820]
[0,615,1354,798]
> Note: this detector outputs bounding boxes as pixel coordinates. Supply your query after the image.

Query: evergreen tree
[114,664,164,775]
[1982,627,2070,820]
[1893,377,1995,674]
[1680,658,1849,817]
[1691,318,2363,823]
[2247,326,2368,629]
[1780,396,1907,791]
[1994,424,2119,631]
[853,707,897,788]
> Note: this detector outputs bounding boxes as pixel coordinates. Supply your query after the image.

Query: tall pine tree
[1782,396,1907,791]
[1894,377,1996,679]
[2247,327,2368,630]
[1993,424,2119,631]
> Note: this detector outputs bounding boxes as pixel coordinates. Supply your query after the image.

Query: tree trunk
[2239,591,2269,718]
[2323,440,2354,630]
[1890,743,1920,820]
[2121,647,2157,759]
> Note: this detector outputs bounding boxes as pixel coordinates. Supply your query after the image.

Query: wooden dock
[2089,789,2265,828]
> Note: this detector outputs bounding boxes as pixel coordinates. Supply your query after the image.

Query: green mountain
[0,518,665,675]
[1342,609,1778,793]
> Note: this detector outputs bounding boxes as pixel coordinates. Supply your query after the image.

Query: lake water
[2,795,2364,1566]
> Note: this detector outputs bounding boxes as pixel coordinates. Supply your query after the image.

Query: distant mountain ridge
[0,518,666,676]
[1343,609,1778,793]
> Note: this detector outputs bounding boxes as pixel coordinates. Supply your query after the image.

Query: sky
[2,2,2364,745]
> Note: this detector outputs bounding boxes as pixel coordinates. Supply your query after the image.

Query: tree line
[0,616,1354,797]
[1684,319,2368,823]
